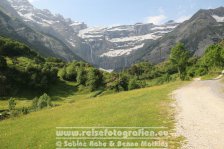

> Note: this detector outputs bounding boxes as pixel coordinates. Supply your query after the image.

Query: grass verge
[0,81,185,149]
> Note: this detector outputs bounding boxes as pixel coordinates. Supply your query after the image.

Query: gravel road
[174,78,224,149]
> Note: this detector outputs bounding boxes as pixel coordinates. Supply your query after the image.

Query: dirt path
[174,78,224,149]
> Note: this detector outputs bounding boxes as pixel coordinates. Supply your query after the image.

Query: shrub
[58,67,66,79]
[86,68,103,91]
[200,44,224,68]
[10,110,20,117]
[128,78,141,90]
[0,111,10,120]
[21,107,29,115]
[8,97,16,110]
[32,97,38,109]
[0,56,7,69]
[76,68,87,85]
[37,93,52,109]
[155,74,173,85]
[195,67,208,76]
[65,64,77,81]
[0,75,8,96]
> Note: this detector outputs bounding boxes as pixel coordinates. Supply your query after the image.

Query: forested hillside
[0,37,146,98]
[1,36,224,98]
[0,37,62,96]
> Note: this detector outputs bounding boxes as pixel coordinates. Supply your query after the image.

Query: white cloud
[176,15,191,23]
[145,15,167,25]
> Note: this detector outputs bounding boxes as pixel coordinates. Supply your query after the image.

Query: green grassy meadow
[0,81,184,149]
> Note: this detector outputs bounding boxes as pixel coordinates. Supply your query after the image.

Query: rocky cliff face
[139,7,224,63]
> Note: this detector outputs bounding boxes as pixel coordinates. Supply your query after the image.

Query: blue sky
[29,0,224,26]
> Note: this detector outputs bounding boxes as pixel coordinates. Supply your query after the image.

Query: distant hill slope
[139,7,224,63]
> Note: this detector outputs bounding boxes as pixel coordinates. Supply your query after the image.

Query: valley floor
[174,78,224,149]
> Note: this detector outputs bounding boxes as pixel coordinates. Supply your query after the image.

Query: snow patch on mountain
[66,40,76,48]
[100,43,145,57]
[212,15,224,22]
[151,25,177,30]
[108,33,160,43]
[107,26,134,32]
[78,27,107,39]
[70,21,83,26]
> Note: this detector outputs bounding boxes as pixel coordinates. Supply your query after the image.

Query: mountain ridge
[138,6,224,64]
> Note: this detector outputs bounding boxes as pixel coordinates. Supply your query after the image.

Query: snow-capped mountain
[0,0,84,61]
[7,0,87,30]
[75,22,178,70]
[0,0,180,70]
[5,0,87,49]
[78,23,178,58]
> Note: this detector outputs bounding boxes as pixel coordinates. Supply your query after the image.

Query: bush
[187,66,197,78]
[0,56,7,69]
[10,110,20,117]
[200,44,224,68]
[0,75,8,96]
[58,67,66,79]
[32,97,38,109]
[76,68,87,85]
[157,74,172,84]
[128,78,141,90]
[107,74,129,92]
[8,98,16,110]
[0,111,10,120]
[65,63,77,81]
[86,68,103,91]
[195,67,208,76]
[21,107,29,115]
[36,93,52,110]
